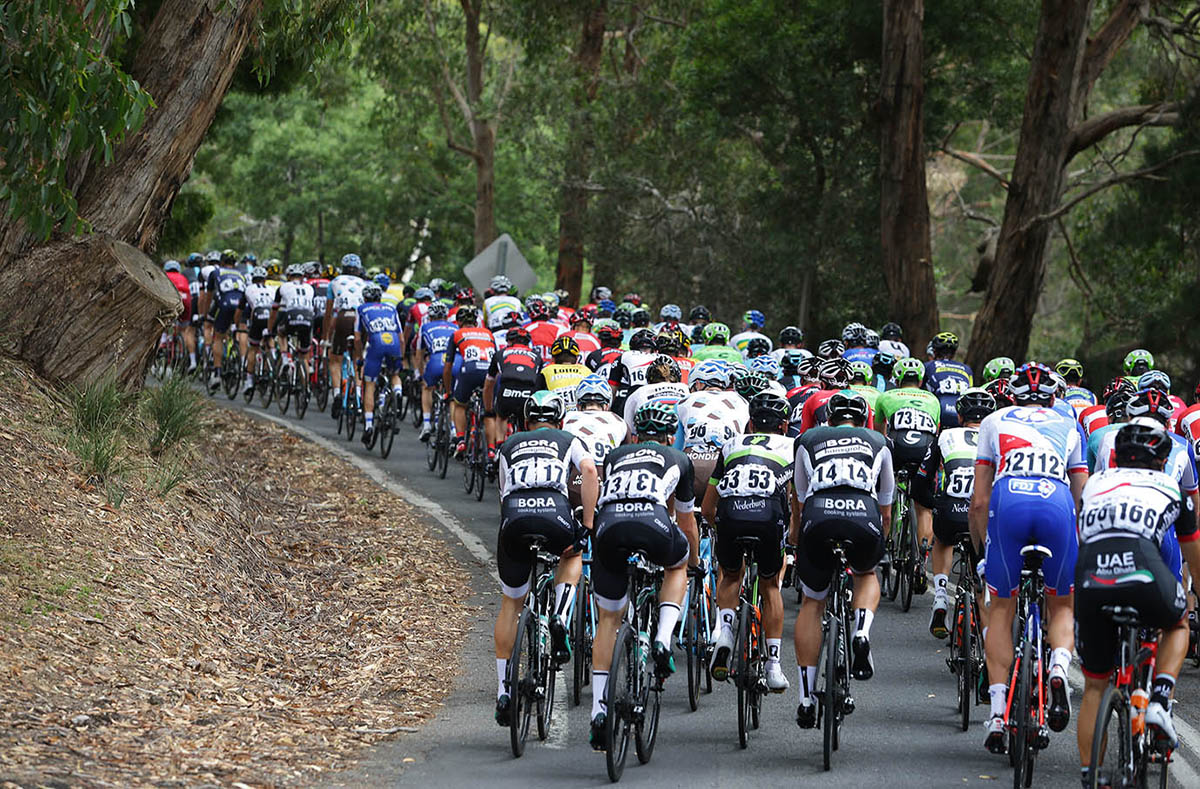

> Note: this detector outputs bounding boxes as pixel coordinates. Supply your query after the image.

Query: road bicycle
[572,541,596,708]
[946,533,986,732]
[1003,544,1052,789]
[363,360,401,458]
[680,517,716,712]
[274,337,310,418]
[816,540,857,771]
[884,466,926,612]
[506,535,562,758]
[462,388,488,501]
[334,355,362,440]
[426,390,452,479]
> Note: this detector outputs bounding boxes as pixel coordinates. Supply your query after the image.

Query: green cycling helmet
[891,356,926,385]
[848,360,873,384]
[982,356,1016,383]
[1123,348,1154,376]
[704,322,731,345]
[634,400,678,437]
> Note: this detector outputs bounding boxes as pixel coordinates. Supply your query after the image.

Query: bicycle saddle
[1100,605,1143,627]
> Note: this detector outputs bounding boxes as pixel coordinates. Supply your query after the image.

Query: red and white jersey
[1177,403,1200,449]
[976,405,1086,481]
[525,319,565,361]
[408,300,431,329]
[1169,394,1187,434]
[674,355,696,384]
[562,329,600,356]
[1078,403,1108,437]
[556,307,573,326]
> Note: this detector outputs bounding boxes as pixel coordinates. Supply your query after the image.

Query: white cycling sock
[766,638,781,666]
[855,608,874,639]
[655,602,681,645]
[718,608,735,638]
[1050,647,1072,676]
[933,573,948,595]
[797,665,817,703]
[496,658,508,699]
[364,413,374,428]
[591,671,609,718]
[989,683,1007,718]
[554,583,576,627]
[189,352,197,365]
[392,385,403,397]
[245,372,254,386]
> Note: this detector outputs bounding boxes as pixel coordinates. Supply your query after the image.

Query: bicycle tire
[1013,638,1035,789]
[410,381,424,428]
[703,577,715,694]
[536,623,557,742]
[605,624,634,782]
[822,608,840,771]
[685,576,702,712]
[958,594,973,732]
[295,363,309,418]
[1088,683,1131,789]
[462,420,477,493]
[571,576,590,707]
[426,415,439,470]
[395,378,409,422]
[634,652,660,765]
[277,366,292,415]
[437,408,451,479]
[900,508,915,613]
[508,608,534,758]
[380,395,397,458]
[735,601,751,749]
[347,395,359,441]
[315,364,330,412]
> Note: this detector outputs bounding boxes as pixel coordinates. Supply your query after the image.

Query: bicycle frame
[1005,564,1046,732]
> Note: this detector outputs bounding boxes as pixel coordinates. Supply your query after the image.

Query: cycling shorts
[423,356,462,388]
[686,446,719,498]
[592,502,689,606]
[932,497,970,547]
[1075,535,1186,678]
[985,476,1077,598]
[495,380,535,421]
[714,496,787,578]
[331,311,357,355]
[795,488,883,599]
[497,490,578,596]
[280,321,313,354]
[452,366,488,405]
[247,317,271,347]
[211,305,238,334]
[888,429,936,470]
[363,342,402,380]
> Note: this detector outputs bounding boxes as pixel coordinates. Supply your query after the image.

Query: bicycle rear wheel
[380,395,397,458]
[315,363,330,412]
[347,396,359,440]
[437,409,450,478]
[957,594,973,732]
[508,608,535,758]
[410,380,424,428]
[605,625,635,782]
[735,602,752,749]
[462,419,477,493]
[295,363,309,418]
[571,576,592,707]
[821,610,840,771]
[899,509,915,612]
[635,659,660,764]
[1087,684,1131,789]
[426,414,439,470]
[685,576,702,712]
[1012,639,1037,788]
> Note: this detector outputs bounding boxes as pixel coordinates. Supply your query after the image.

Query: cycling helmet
[689,305,711,323]
[1123,349,1154,376]
[704,322,731,345]
[414,287,435,301]
[365,266,382,279]
[452,287,473,303]
[525,296,549,319]
[827,391,869,425]
[778,326,804,346]
[622,292,642,307]
[205,250,221,263]
[798,356,823,384]
[614,309,632,329]
[817,339,845,359]
[1049,371,1068,397]
[848,360,873,384]
[647,354,682,384]
[505,326,531,346]
[880,322,903,340]
[746,337,771,358]
[864,329,880,349]
[735,371,771,400]
[634,400,677,437]
[1009,362,1057,405]
[550,335,581,359]
[250,265,268,282]
[362,283,383,303]
[340,253,362,274]
[455,305,478,325]
[984,378,1015,409]
[220,249,238,264]
[660,304,683,321]
[594,321,622,345]
[654,332,680,356]
[569,306,595,326]
[1102,376,1136,401]
[489,275,512,294]
[163,260,181,273]
[427,301,449,321]
[1055,358,1084,382]
[541,291,560,309]
[629,329,656,352]
[1126,389,1173,424]
[749,354,781,380]
[630,307,651,327]
[819,358,851,389]
[591,286,612,302]
[1137,370,1171,392]
[186,252,203,265]
[873,350,896,371]
[553,288,569,305]
[241,252,257,264]
[596,298,617,315]
[1105,391,1132,422]
[374,274,392,291]
[891,356,925,385]
[748,392,790,430]
[428,277,445,293]
[841,322,868,346]
[982,356,1016,383]
[690,360,731,390]
[743,309,766,329]
[575,374,613,407]
[437,280,458,298]
[781,349,807,375]
[1114,421,1172,467]
[930,331,959,355]
[956,388,996,423]
[525,390,566,425]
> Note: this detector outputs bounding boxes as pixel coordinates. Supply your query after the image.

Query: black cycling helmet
[456,305,479,325]
[798,356,823,384]
[614,310,632,329]
[630,307,651,328]
[880,322,903,340]
[734,371,770,400]
[817,339,845,360]
[1105,391,1131,422]
[955,388,996,424]
[506,327,531,346]
[748,392,790,430]
[629,329,656,352]
[1114,421,1172,468]
[689,305,711,323]
[654,332,679,356]
[220,249,238,265]
[362,283,382,302]
[778,326,803,346]
[746,337,771,358]
[1126,389,1173,425]
[827,391,869,426]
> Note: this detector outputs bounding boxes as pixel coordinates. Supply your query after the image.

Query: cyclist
[1177,382,1200,456]
[791,391,894,727]
[841,322,877,366]
[562,307,600,355]
[607,328,658,414]
[795,358,857,434]
[268,264,317,382]
[1055,358,1096,414]
[1138,369,1188,431]
[879,322,909,359]
[583,285,612,312]
[1123,348,1154,386]
[354,283,404,445]
[323,254,365,418]
[1075,422,1200,778]
[702,392,795,692]
[448,286,476,323]
[746,337,772,360]
[534,336,591,409]
[523,295,564,361]
[483,275,522,329]
[493,391,598,726]
[924,331,974,428]
[483,326,541,449]
[589,401,696,749]
[982,356,1016,384]
[871,350,896,392]
[443,306,497,457]
[415,301,457,441]
[816,338,845,360]
[304,262,329,346]
[848,360,881,416]
[674,360,749,490]
[201,250,247,392]
[404,286,435,338]
[693,322,743,364]
[914,388,995,638]
[971,363,1088,753]
[655,303,683,333]
[731,310,771,358]
[162,260,198,372]
[621,354,689,433]
[772,325,810,362]
[562,375,629,470]
[1079,377,1133,438]
[584,320,624,376]
[234,265,277,397]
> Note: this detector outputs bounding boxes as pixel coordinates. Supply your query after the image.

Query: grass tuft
[66,376,132,483]
[141,375,204,456]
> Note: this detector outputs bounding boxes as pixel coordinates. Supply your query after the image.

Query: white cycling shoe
[765,662,790,693]
[710,627,734,681]
[1145,701,1178,748]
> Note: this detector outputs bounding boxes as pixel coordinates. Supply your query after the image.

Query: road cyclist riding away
[324,253,366,418]
[355,282,404,446]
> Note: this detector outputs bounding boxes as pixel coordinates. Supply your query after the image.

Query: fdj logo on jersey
[1009,478,1057,499]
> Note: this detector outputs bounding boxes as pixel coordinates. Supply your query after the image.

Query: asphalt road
[209,386,1200,788]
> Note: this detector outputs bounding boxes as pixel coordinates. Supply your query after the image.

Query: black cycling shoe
[796,702,817,729]
[1048,673,1071,732]
[651,640,675,679]
[361,426,375,446]
[589,713,607,751]
[851,635,874,680]
[495,694,512,727]
[549,618,571,666]
[331,398,341,419]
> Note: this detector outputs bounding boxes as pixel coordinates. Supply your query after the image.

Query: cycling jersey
[691,344,743,364]
[562,410,629,466]
[306,278,329,318]
[524,319,564,360]
[585,346,623,377]
[498,428,589,499]
[977,405,1085,482]
[842,347,877,366]
[407,300,432,328]
[674,355,696,383]
[621,381,688,433]
[1062,385,1097,412]
[730,330,772,358]
[207,267,246,311]
[710,432,795,577]
[240,283,276,322]
[1078,402,1109,437]
[597,443,695,512]
[1090,422,1198,494]
[914,426,979,545]
[419,319,458,385]
[483,294,522,328]
[1177,403,1200,455]
[356,302,403,379]
[1078,467,1196,548]
[608,349,658,406]
[488,343,541,386]
[536,363,591,408]
[165,271,191,320]
[448,326,497,374]
[328,274,365,312]
[794,425,895,503]
[674,390,750,451]
[849,384,882,417]
[875,387,941,433]
[274,280,315,323]
[198,264,218,291]
[924,359,974,428]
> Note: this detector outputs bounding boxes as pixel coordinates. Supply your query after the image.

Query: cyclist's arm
[969,462,994,548]
[1175,488,1200,593]
[569,438,598,529]
[442,340,458,394]
[700,484,718,526]
[876,446,895,526]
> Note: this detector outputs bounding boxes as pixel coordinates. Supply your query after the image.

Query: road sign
[462,234,537,296]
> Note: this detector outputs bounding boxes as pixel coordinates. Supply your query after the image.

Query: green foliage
[66,375,132,482]
[140,375,204,456]
[0,0,152,239]
[158,190,215,254]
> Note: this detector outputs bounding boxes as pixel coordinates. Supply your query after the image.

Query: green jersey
[875,386,941,434]
[692,345,743,364]
[850,384,882,413]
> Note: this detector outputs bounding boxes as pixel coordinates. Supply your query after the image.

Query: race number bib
[1000,446,1065,480]
[505,457,566,492]
[602,468,666,502]
[891,408,937,433]
[715,465,776,497]
[944,467,974,498]
[811,456,873,491]
[937,376,967,396]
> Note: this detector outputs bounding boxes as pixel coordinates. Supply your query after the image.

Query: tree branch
[1067,102,1179,160]
[424,0,473,124]
[641,11,686,28]
[1078,0,1148,104]
[494,56,518,122]
[940,147,1009,188]
[430,82,479,162]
